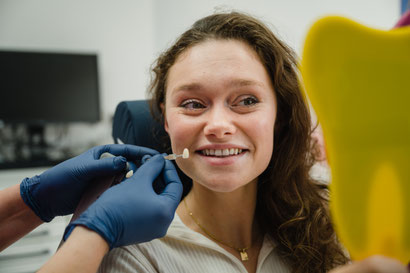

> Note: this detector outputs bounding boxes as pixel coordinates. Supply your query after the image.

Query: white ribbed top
[98,213,290,273]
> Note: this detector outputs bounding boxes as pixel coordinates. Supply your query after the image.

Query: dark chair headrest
[112,100,170,153]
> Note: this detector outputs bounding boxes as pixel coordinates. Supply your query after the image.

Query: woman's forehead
[166,39,272,97]
[174,39,260,66]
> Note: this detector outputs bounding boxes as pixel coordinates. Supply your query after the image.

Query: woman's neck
[177,180,260,250]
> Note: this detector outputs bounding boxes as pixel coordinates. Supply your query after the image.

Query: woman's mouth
[194,148,248,166]
[197,148,247,157]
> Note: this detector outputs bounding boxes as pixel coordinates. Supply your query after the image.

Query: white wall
[0,0,401,149]
[153,0,400,57]
[0,0,155,120]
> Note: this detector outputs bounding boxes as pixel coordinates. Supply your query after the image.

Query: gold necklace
[183,198,250,261]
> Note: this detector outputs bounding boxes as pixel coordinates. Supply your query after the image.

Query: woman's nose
[203,105,236,139]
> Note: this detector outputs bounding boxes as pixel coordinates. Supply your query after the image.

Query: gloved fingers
[95,144,159,161]
[127,154,165,184]
[82,156,128,177]
[141,154,152,164]
[159,160,183,202]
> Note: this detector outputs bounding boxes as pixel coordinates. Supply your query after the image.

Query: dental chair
[111,100,191,197]
[112,100,168,152]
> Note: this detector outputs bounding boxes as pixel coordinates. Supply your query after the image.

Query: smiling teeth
[201,148,243,156]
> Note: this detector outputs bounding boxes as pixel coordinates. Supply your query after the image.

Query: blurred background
[0,0,403,167]
[0,0,406,272]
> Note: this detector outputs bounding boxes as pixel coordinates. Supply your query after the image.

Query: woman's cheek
[250,114,275,164]
[167,115,195,153]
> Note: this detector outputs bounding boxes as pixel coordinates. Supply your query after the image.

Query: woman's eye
[180,100,206,110]
[236,96,259,107]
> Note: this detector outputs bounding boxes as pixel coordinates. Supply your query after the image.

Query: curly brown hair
[148,11,349,273]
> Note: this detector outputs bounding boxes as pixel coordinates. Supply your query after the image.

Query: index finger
[99,144,159,160]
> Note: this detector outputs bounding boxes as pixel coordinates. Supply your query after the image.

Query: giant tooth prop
[301,16,410,263]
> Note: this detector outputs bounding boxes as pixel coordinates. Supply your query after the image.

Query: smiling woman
[98,11,349,273]
[164,39,276,193]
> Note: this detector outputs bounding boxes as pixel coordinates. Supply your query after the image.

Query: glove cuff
[64,216,115,249]
[20,177,54,222]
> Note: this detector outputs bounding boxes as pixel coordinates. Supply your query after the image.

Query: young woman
[98,11,406,273]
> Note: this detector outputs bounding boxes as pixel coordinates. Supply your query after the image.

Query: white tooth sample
[230,148,235,155]
[126,170,133,178]
[223,149,230,156]
[209,149,215,155]
[235,148,238,155]
[238,149,242,154]
[215,149,222,156]
[182,148,189,158]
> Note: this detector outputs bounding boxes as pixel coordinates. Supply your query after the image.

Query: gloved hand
[63,154,183,248]
[20,144,159,222]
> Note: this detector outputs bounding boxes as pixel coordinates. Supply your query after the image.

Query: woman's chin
[194,178,254,193]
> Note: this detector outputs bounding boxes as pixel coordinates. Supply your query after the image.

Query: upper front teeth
[201,148,243,156]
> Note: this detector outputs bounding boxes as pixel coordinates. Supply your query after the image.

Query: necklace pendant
[240,249,249,261]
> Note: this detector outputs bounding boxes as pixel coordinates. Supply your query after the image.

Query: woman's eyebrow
[173,79,264,93]
[228,79,265,88]
[173,83,203,93]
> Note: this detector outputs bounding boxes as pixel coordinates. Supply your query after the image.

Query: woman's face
[164,39,277,192]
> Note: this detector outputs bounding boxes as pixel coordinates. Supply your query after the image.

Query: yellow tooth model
[301,16,410,263]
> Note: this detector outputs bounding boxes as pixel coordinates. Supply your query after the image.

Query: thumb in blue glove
[20,144,159,222]
[64,154,183,248]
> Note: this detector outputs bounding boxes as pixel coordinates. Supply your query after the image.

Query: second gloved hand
[64,154,183,248]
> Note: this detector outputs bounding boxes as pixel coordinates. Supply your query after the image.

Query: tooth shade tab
[164,148,190,160]
[201,148,243,156]
[182,148,189,158]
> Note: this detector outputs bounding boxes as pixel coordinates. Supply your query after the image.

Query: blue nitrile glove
[63,154,183,248]
[20,144,159,222]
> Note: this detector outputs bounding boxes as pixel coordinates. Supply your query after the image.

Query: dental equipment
[163,148,189,160]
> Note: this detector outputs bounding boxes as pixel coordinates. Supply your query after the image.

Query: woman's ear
[160,103,169,133]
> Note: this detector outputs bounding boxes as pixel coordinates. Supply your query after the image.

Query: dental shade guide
[163,148,190,160]
[100,149,190,178]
